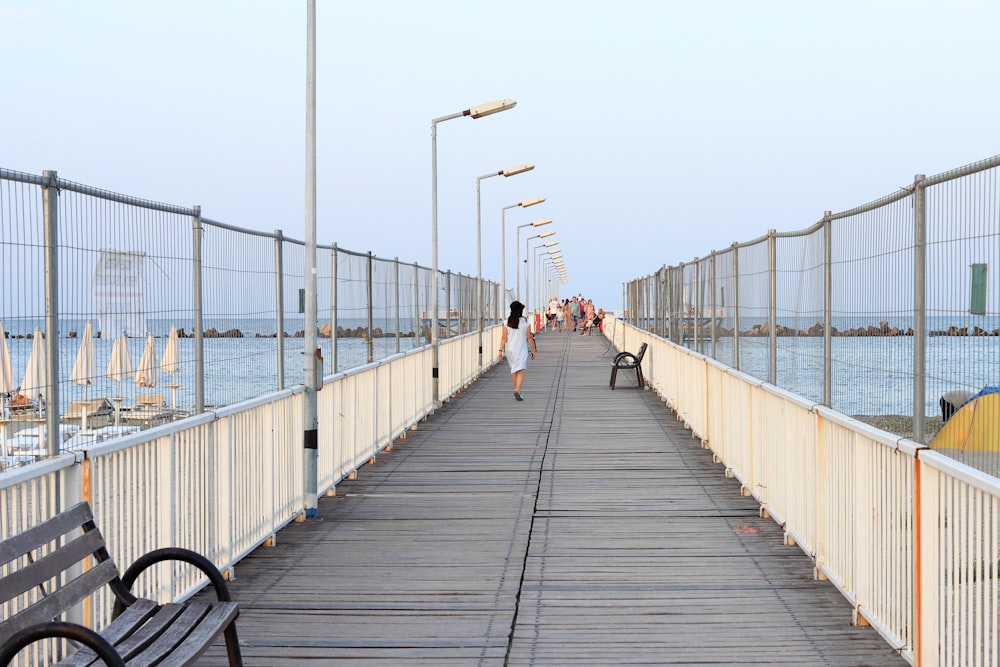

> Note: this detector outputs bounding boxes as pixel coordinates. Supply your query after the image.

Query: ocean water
[3,315,998,418]
[2,317,427,411]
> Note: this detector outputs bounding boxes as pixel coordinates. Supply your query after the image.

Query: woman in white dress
[498,301,536,401]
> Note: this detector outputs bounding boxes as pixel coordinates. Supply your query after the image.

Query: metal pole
[274,230,285,390]
[366,251,374,363]
[693,261,700,353]
[192,206,205,413]
[331,244,338,373]
[823,214,832,407]
[768,230,777,385]
[710,252,717,359]
[303,0,318,518]
[501,207,507,305]
[732,243,740,371]
[476,179,483,372]
[913,174,927,441]
[41,171,60,457]
[394,257,400,355]
[413,261,420,347]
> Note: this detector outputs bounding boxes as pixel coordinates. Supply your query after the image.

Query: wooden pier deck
[198,331,907,666]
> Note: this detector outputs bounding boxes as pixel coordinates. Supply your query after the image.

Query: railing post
[274,230,285,390]
[445,271,452,340]
[710,251,717,359]
[732,243,740,371]
[913,174,927,441]
[42,171,60,456]
[394,257,401,355]
[693,259,700,352]
[413,261,421,346]
[192,205,205,413]
[823,213,832,407]
[768,230,777,385]
[331,244,338,373]
[366,251,374,363]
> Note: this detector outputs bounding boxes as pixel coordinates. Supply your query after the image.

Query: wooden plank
[195,333,907,666]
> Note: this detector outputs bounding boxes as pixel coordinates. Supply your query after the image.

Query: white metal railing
[603,317,1000,667]
[0,326,499,665]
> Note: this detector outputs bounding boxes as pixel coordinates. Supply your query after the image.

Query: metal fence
[626,154,1000,471]
[0,168,504,463]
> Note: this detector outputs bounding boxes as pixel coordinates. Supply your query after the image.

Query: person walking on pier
[498,300,535,401]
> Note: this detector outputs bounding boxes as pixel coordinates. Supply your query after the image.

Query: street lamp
[516,219,552,299]
[536,249,561,314]
[527,240,558,325]
[476,164,533,372]
[431,99,516,407]
[501,197,544,306]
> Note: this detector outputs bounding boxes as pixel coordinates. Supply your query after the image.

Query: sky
[3,0,1000,310]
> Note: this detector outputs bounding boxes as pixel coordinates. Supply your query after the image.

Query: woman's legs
[512,369,525,395]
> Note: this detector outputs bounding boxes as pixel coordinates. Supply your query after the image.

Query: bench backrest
[635,343,647,362]
[0,502,123,638]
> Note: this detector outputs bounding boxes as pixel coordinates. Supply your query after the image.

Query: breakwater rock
[690,320,1000,338]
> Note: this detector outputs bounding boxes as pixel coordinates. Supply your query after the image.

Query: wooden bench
[610,342,647,390]
[0,502,242,666]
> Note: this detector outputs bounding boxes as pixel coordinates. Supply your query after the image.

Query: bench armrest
[613,352,637,365]
[0,621,125,667]
[114,547,234,616]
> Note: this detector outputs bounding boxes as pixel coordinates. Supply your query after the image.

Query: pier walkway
[199,331,906,666]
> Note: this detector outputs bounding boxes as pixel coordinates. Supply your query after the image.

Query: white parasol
[20,328,47,414]
[69,321,95,399]
[160,324,180,408]
[135,332,157,389]
[106,335,133,384]
[106,335,133,427]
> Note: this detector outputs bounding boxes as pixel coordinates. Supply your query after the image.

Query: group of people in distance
[499,295,605,402]
[546,295,603,335]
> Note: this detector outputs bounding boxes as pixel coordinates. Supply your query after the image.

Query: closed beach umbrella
[20,328,47,408]
[161,324,179,374]
[161,324,180,409]
[0,322,13,397]
[135,332,157,388]
[70,321,95,398]
[106,335,133,385]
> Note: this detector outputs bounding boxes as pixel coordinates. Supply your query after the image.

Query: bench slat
[0,503,93,568]
[0,530,112,606]
[0,560,119,637]
[155,602,239,667]
[53,600,160,666]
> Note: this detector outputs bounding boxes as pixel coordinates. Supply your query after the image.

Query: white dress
[505,317,530,373]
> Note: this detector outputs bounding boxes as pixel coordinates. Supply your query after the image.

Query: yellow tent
[930,391,1000,452]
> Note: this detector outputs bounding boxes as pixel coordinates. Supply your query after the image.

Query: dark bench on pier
[0,502,242,666]
[610,342,647,390]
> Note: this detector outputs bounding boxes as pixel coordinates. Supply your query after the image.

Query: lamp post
[516,220,552,300]
[303,0,319,518]
[527,240,558,328]
[476,164,533,372]
[536,248,561,314]
[431,98,516,408]
[501,198,544,307]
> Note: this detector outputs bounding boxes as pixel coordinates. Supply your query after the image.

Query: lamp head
[537,231,556,239]
[520,197,545,207]
[532,219,553,227]
[502,163,534,177]
[466,99,516,118]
